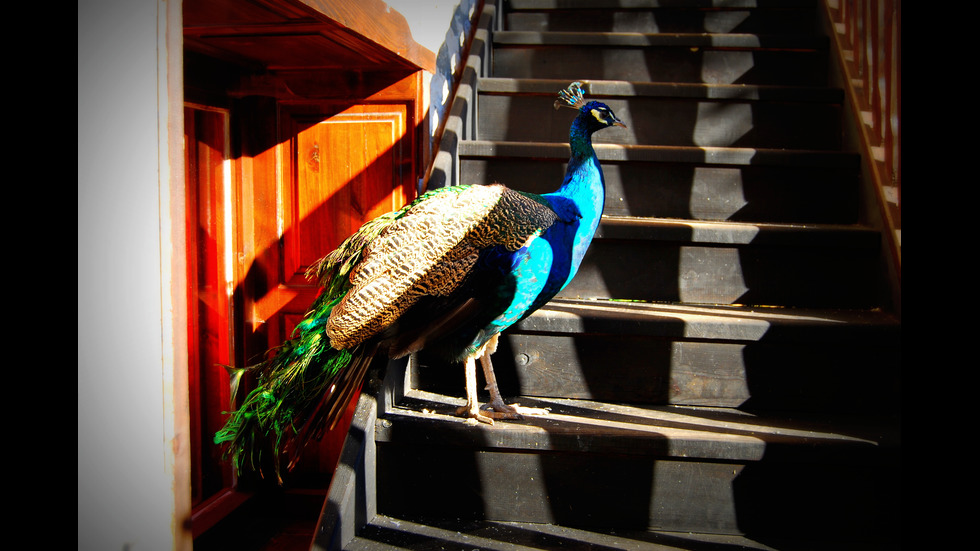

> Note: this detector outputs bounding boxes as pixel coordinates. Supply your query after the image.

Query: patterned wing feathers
[327,185,557,349]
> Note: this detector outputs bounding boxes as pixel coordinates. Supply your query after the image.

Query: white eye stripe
[590,107,616,124]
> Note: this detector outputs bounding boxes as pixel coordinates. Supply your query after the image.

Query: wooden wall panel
[184,104,236,505]
[285,104,411,283]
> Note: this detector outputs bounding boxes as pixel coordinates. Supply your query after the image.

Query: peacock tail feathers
[215,212,396,482]
[213,295,363,481]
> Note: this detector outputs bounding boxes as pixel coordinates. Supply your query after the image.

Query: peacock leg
[456,355,495,425]
[478,335,549,419]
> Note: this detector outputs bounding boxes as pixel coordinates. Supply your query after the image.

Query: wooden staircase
[315,1,901,549]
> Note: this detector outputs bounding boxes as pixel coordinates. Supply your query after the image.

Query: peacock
[215,82,625,480]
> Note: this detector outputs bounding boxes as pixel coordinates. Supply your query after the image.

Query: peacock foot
[456,403,496,425]
[481,398,550,420]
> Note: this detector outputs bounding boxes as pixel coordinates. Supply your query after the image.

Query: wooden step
[505,0,820,35]
[571,217,884,308]
[412,298,901,415]
[476,78,844,149]
[492,31,829,85]
[371,390,900,542]
[346,514,809,550]
[459,140,861,223]
[346,514,896,550]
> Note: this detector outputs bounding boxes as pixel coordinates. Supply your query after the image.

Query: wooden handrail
[825,0,901,271]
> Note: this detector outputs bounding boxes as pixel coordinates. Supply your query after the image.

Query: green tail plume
[214,210,401,482]
[213,293,366,482]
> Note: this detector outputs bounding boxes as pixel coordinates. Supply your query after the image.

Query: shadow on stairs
[314,0,901,548]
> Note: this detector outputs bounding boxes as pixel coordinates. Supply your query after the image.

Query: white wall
[389,0,482,156]
[386,1,463,55]
[79,0,185,549]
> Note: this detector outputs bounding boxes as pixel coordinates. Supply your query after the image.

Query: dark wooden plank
[463,156,860,223]
[348,515,784,551]
[411,301,901,414]
[477,92,842,149]
[459,140,859,167]
[506,0,818,8]
[492,33,828,85]
[563,241,881,307]
[493,31,828,49]
[506,7,818,35]
[459,139,861,223]
[372,395,898,538]
[477,77,844,101]
[378,445,745,532]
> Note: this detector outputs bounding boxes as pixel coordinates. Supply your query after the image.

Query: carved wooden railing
[824,0,901,274]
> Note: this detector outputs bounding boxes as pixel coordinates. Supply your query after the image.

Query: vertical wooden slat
[889,1,901,191]
[184,104,236,508]
[824,0,900,271]
[869,0,881,141]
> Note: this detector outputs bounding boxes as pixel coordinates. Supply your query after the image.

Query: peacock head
[554,81,627,132]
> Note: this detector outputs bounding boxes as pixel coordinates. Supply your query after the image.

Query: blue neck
[551,115,604,225]
[542,113,606,274]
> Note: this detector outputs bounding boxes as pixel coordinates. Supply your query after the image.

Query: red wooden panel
[284,104,411,283]
[184,105,236,505]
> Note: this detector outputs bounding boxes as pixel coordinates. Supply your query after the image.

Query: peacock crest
[554,81,588,110]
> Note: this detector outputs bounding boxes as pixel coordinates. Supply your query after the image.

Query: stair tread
[517,298,899,340]
[505,1,821,36]
[595,215,880,248]
[507,0,818,8]
[479,76,843,102]
[378,390,895,462]
[520,298,896,341]
[495,30,827,49]
[491,30,829,85]
[347,514,804,551]
[459,140,860,168]
[347,514,890,551]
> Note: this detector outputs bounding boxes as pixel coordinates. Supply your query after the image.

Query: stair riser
[565,241,882,308]
[478,93,842,149]
[376,443,898,540]
[506,9,818,34]
[413,333,901,415]
[461,157,860,224]
[493,46,828,86]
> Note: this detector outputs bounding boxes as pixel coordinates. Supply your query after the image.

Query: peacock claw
[482,400,550,420]
[456,404,496,425]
